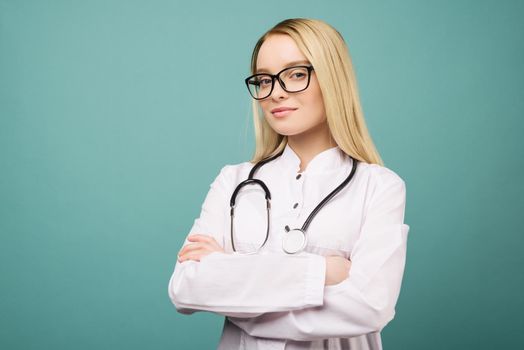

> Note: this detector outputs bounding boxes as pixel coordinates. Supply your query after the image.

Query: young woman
[168,18,410,350]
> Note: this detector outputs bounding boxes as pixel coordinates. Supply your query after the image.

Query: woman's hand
[324,256,352,286]
[177,234,226,262]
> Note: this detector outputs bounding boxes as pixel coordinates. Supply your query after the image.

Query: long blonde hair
[248,18,383,166]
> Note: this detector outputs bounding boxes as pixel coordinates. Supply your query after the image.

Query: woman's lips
[272,109,297,118]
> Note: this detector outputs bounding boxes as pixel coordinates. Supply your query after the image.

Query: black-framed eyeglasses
[245,65,315,100]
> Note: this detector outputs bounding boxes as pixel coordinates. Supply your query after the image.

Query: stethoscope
[229,149,358,255]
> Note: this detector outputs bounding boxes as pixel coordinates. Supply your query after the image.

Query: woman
[168,18,410,350]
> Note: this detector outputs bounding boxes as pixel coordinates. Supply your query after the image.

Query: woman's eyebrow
[256,60,311,74]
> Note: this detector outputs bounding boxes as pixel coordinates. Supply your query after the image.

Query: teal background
[1,0,523,349]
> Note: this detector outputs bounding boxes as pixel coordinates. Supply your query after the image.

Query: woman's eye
[259,78,272,86]
[284,69,307,80]
[291,72,306,79]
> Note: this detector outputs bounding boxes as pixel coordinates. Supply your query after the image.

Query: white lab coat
[168,144,410,350]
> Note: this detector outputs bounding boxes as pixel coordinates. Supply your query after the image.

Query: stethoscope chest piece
[282,228,307,254]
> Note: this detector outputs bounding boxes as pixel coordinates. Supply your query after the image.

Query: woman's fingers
[180,242,213,251]
[179,248,215,262]
[186,234,223,250]
[178,234,226,262]
[178,242,213,256]
[324,256,352,286]
[187,234,216,243]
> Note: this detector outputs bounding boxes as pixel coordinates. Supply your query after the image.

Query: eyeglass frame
[244,65,315,100]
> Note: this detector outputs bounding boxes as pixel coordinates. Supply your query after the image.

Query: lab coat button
[296,174,302,180]
[293,203,299,209]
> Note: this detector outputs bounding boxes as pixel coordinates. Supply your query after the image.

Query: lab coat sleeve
[228,167,410,340]
[168,165,327,319]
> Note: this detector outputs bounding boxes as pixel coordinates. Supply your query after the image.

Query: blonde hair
[248,18,383,166]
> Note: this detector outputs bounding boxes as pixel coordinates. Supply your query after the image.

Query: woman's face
[255,34,327,137]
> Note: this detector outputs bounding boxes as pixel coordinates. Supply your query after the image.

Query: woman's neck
[287,121,337,172]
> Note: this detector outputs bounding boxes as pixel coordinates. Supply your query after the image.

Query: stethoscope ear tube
[229,151,283,253]
[229,196,271,254]
[230,177,276,253]
[229,179,271,208]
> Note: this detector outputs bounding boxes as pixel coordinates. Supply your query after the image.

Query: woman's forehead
[256,35,308,74]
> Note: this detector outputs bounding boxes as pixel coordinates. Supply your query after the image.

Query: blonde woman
[169,18,410,350]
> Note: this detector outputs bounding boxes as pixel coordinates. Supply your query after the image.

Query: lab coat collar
[279,142,348,174]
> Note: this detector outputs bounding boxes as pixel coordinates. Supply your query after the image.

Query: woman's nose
[270,79,289,100]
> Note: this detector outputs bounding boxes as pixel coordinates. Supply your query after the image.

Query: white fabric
[168,144,410,349]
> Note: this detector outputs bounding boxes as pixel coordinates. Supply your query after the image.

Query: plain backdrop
[1,0,523,349]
